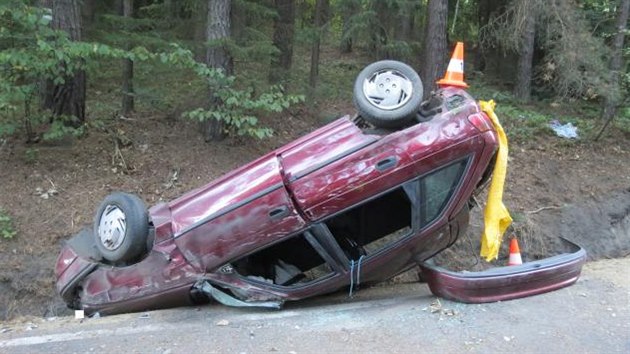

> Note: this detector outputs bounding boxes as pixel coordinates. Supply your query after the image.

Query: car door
[171,154,307,272]
[311,158,471,284]
[202,227,350,302]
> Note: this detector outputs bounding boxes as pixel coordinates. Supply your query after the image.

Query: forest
[0,0,628,144]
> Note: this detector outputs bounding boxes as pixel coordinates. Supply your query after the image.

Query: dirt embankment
[1,108,629,320]
[435,140,630,270]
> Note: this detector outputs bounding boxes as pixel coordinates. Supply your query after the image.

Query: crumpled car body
[54,86,585,316]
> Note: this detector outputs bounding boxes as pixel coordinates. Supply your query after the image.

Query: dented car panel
[54,84,583,316]
[54,87,500,315]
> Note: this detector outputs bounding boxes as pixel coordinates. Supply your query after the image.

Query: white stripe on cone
[446,59,464,73]
[508,252,523,266]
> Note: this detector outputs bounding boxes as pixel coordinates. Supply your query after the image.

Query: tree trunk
[269,0,296,84]
[340,0,359,53]
[475,0,491,72]
[396,1,413,42]
[514,1,536,102]
[204,0,233,141]
[164,0,177,20]
[194,1,208,62]
[121,0,134,116]
[372,0,389,59]
[421,0,448,98]
[309,0,327,88]
[81,0,97,26]
[596,0,630,140]
[44,0,86,127]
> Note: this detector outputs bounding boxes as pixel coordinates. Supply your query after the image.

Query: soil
[1,102,629,321]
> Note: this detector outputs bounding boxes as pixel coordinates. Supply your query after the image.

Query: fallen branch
[525,205,562,214]
[111,140,129,173]
[118,115,137,122]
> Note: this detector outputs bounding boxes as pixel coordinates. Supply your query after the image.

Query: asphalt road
[1,258,628,353]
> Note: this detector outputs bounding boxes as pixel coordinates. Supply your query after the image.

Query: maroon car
[55,60,585,315]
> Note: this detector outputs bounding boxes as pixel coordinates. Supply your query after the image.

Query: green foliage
[470,79,599,142]
[0,3,127,140]
[338,0,421,61]
[537,1,611,100]
[1,0,622,143]
[0,208,17,239]
[481,0,612,100]
[0,2,301,141]
[184,86,304,139]
[448,0,480,42]
[151,45,302,138]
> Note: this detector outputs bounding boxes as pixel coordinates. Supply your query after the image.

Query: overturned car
[55,53,585,316]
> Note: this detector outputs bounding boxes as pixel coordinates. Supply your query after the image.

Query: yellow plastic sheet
[479,100,512,261]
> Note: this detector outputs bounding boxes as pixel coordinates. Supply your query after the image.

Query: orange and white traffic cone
[507,238,523,266]
[437,42,469,89]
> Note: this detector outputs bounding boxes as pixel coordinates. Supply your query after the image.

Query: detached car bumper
[419,238,587,303]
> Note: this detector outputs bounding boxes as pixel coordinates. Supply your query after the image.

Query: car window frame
[316,155,472,266]
[226,228,344,291]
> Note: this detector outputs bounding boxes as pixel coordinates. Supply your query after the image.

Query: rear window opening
[231,234,334,287]
[326,187,413,260]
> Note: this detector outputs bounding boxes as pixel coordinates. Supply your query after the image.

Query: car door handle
[269,206,290,220]
[376,156,398,171]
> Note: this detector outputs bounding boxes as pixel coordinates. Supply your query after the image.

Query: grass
[467,78,606,143]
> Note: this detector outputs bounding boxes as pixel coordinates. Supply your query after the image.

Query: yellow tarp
[479,100,512,261]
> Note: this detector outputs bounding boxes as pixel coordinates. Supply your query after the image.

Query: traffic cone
[507,238,523,266]
[437,42,469,88]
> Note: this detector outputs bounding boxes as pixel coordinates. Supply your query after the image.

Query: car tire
[353,60,423,128]
[93,192,149,264]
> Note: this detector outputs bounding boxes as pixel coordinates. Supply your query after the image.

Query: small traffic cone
[437,42,469,89]
[507,238,523,266]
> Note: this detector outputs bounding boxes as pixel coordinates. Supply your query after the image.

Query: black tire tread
[93,192,149,264]
[353,60,423,128]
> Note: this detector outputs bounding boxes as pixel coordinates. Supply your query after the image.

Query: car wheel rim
[97,205,127,251]
[362,69,414,111]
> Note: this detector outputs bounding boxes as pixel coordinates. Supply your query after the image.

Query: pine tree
[269,0,296,84]
[597,0,630,140]
[421,0,448,98]
[43,0,86,127]
[203,0,233,141]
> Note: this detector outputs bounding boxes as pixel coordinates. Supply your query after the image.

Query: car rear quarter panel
[286,105,487,221]
[55,245,97,305]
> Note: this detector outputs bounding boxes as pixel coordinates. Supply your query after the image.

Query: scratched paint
[54,87,504,316]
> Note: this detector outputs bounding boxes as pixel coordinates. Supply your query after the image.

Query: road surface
[1,258,628,353]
